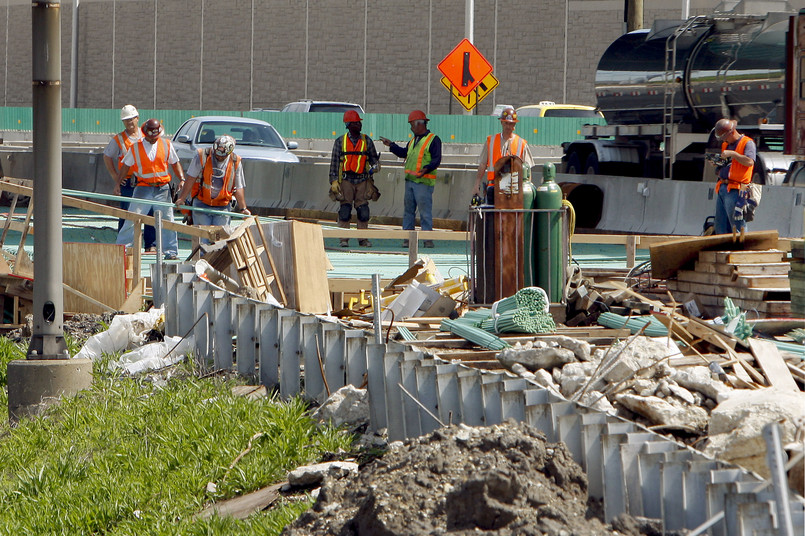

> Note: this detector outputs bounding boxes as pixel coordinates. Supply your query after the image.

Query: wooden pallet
[225,218,273,303]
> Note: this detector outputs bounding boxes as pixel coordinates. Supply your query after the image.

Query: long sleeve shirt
[329,132,380,183]
[388,130,442,175]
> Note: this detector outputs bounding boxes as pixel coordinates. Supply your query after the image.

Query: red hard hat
[343,110,362,123]
[408,110,428,123]
[141,118,163,138]
[500,107,518,123]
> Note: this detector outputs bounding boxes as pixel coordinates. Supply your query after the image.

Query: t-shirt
[718,136,756,181]
[122,139,180,167]
[103,131,141,159]
[477,134,534,171]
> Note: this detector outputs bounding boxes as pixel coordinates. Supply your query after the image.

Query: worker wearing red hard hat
[473,106,534,204]
[710,118,756,235]
[379,110,442,248]
[114,118,186,260]
[329,109,381,247]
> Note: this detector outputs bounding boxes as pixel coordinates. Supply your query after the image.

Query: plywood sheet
[290,221,332,314]
[649,231,779,280]
[63,242,127,314]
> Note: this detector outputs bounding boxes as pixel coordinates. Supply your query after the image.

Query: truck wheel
[566,152,583,174]
[585,153,599,174]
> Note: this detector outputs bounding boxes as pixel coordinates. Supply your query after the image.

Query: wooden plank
[63,242,127,314]
[194,483,283,521]
[649,231,779,280]
[290,220,332,314]
[732,263,791,276]
[14,198,33,273]
[733,275,790,289]
[698,249,787,264]
[253,218,287,305]
[320,227,469,241]
[676,280,790,301]
[748,339,800,391]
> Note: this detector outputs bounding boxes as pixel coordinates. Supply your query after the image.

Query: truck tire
[566,152,583,174]
[584,153,599,174]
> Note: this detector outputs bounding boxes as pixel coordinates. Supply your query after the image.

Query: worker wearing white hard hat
[473,107,534,204]
[102,104,157,252]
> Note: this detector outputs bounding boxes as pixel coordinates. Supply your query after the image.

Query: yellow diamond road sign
[440,73,499,111]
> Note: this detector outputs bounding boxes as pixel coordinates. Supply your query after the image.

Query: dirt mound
[283,421,659,535]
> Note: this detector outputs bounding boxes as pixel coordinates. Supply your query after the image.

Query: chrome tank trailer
[595,11,791,131]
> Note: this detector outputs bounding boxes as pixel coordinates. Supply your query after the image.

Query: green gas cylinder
[522,179,535,287]
[534,162,563,302]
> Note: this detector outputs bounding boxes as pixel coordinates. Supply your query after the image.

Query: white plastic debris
[114,335,193,374]
[75,308,166,361]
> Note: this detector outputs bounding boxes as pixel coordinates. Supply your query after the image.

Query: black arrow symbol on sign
[461,52,474,87]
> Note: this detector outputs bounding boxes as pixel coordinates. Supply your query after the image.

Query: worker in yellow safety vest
[380,110,442,248]
[175,135,251,244]
[473,107,534,204]
[114,118,185,260]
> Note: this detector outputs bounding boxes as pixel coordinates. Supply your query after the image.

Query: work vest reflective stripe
[132,138,172,187]
[114,132,138,179]
[404,133,436,183]
[485,133,525,184]
[341,134,368,174]
[716,135,753,193]
[195,148,239,207]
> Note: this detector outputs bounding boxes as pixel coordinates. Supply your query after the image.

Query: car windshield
[194,121,285,148]
[308,104,362,113]
[543,109,600,118]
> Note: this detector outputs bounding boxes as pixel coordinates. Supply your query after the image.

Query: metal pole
[372,274,382,345]
[153,211,163,307]
[763,423,795,536]
[28,0,66,359]
[69,0,78,108]
[463,0,473,116]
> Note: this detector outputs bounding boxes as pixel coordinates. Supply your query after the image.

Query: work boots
[357,221,371,247]
[338,220,350,248]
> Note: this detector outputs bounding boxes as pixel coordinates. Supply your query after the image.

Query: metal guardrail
[155,262,804,533]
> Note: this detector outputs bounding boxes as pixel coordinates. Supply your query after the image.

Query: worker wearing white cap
[103,105,156,252]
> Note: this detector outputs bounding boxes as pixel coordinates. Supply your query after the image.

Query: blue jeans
[192,198,231,245]
[403,180,434,231]
[116,183,178,255]
[714,186,745,235]
[119,181,157,249]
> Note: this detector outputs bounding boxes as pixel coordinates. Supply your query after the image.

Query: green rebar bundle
[440,319,512,350]
[597,312,668,337]
[478,309,556,334]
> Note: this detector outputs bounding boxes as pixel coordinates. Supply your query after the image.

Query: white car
[281,100,364,114]
[172,116,299,164]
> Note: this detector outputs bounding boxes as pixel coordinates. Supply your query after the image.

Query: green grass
[0,343,354,535]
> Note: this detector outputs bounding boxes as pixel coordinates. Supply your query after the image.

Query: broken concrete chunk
[498,345,576,372]
[312,385,369,429]
[615,393,709,432]
[578,391,616,414]
[705,389,805,479]
[671,366,732,403]
[287,461,359,489]
[667,383,695,405]
[532,369,563,398]
[535,335,592,361]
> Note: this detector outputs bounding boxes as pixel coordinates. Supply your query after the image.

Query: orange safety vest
[485,133,526,185]
[193,148,240,207]
[716,135,753,193]
[341,134,369,174]
[132,138,173,187]
[113,131,139,179]
[404,132,437,185]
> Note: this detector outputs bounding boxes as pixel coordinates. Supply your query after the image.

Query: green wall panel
[0,107,605,146]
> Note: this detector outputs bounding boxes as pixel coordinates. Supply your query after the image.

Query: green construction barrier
[0,107,605,146]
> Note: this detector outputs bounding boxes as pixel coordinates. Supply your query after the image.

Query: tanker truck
[562,4,795,184]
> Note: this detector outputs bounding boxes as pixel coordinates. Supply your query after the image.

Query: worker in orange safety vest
[473,107,534,204]
[175,135,251,245]
[114,118,185,260]
[710,118,755,235]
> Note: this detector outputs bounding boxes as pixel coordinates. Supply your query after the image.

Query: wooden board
[649,231,779,280]
[64,242,127,314]
[748,339,800,391]
[666,279,790,301]
[289,221,332,314]
[698,249,787,264]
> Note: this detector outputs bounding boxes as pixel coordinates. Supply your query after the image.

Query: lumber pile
[791,239,805,317]
[666,249,791,317]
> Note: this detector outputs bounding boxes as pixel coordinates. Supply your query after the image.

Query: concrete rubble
[311,385,370,430]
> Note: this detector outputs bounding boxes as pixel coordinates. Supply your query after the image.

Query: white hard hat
[120,104,139,121]
[213,135,236,158]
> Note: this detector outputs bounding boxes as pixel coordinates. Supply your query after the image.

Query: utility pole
[7,0,92,424]
[464,0,474,116]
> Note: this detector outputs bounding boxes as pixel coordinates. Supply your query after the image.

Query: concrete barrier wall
[3,147,803,237]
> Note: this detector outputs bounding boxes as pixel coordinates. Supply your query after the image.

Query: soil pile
[283,421,661,535]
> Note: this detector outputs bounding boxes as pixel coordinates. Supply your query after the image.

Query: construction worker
[329,110,380,248]
[379,110,442,248]
[114,118,185,260]
[473,107,534,204]
[175,135,251,244]
[711,118,755,235]
[102,104,157,252]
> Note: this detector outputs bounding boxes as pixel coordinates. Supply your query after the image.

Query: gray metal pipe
[28,0,67,359]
